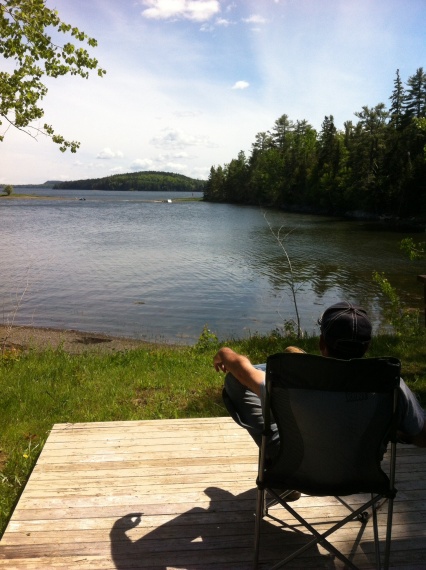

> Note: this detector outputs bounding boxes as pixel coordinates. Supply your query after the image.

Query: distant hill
[53,171,206,192]
[4,181,61,188]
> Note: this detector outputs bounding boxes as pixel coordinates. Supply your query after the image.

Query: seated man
[213,301,426,461]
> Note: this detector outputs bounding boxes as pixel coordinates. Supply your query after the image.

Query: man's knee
[223,373,251,410]
[224,372,241,397]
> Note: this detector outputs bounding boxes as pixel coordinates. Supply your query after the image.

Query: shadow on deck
[0,418,425,569]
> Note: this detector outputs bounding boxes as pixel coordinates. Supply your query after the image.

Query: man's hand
[212,347,265,397]
[213,351,228,373]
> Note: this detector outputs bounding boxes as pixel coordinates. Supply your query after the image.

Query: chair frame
[253,353,401,570]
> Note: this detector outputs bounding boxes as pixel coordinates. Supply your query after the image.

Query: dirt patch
[0,325,167,355]
[74,336,112,345]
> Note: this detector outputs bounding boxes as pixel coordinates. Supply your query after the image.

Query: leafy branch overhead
[0,0,105,151]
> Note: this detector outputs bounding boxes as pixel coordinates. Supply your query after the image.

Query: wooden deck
[0,417,425,569]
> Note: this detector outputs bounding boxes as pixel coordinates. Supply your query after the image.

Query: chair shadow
[110,486,331,569]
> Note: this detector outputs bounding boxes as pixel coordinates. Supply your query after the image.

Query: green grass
[1,330,426,537]
[174,197,203,202]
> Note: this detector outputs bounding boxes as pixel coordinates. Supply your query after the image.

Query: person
[213,301,426,457]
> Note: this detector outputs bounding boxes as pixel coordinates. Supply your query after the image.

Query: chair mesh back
[263,354,400,496]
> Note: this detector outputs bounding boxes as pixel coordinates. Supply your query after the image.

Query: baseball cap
[318,302,372,355]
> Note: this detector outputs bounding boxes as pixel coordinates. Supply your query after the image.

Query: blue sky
[1,0,426,184]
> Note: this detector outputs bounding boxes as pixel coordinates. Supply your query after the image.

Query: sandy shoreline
[0,324,166,354]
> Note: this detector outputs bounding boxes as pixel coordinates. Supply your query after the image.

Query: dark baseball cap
[318,302,372,355]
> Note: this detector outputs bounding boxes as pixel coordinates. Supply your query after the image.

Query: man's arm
[397,380,426,447]
[213,347,265,397]
[398,422,426,447]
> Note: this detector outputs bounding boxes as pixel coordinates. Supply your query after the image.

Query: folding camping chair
[254,352,401,570]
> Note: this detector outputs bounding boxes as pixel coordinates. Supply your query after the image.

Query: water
[1,188,424,344]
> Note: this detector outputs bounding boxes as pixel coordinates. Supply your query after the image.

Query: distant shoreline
[0,194,66,200]
[0,194,202,202]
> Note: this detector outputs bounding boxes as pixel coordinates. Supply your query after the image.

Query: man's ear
[319,335,328,356]
[361,342,370,357]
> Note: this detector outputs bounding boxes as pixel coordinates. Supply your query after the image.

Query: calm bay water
[1,188,424,344]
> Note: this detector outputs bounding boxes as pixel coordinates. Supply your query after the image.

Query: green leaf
[0,0,105,152]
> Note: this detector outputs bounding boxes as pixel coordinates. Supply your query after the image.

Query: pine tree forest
[204,69,426,220]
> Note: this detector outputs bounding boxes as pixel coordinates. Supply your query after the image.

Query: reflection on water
[0,189,424,343]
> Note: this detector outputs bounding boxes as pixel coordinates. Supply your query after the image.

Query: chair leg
[270,497,360,570]
[253,487,265,570]
[371,494,382,570]
[384,497,394,570]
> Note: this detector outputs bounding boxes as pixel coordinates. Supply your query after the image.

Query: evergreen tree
[314,116,346,210]
[251,131,274,153]
[271,114,294,150]
[248,147,285,205]
[284,120,317,204]
[204,166,225,201]
[404,67,426,119]
[204,69,426,218]
[350,104,389,210]
[389,69,405,128]
[222,151,249,203]
[317,116,339,174]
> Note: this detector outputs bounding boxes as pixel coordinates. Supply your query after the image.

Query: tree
[284,119,316,204]
[351,103,389,208]
[222,151,249,203]
[317,116,339,175]
[0,0,105,152]
[389,69,405,129]
[404,67,426,119]
[204,165,225,201]
[204,70,426,217]
[248,146,285,205]
[315,116,347,210]
[271,114,293,150]
[2,183,12,194]
[251,131,274,157]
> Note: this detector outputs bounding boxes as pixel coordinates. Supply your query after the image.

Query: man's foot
[280,490,301,501]
[268,489,301,503]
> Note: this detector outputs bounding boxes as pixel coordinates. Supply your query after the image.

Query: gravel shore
[0,324,160,354]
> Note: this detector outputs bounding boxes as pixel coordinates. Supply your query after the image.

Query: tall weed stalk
[263,212,302,338]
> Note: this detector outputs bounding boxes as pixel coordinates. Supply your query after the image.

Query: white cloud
[97,148,124,159]
[225,2,237,12]
[163,162,188,173]
[216,18,233,26]
[130,158,154,171]
[110,166,125,174]
[150,128,211,149]
[173,110,202,118]
[192,165,210,179]
[86,162,107,170]
[232,80,250,90]
[4,0,424,187]
[242,15,268,24]
[200,23,214,32]
[140,0,220,22]
[158,151,191,160]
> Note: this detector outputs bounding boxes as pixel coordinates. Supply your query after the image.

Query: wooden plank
[1,417,426,569]
[5,500,426,534]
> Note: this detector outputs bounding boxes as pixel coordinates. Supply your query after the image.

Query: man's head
[318,301,372,359]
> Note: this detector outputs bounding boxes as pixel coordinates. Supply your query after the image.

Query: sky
[1,0,426,185]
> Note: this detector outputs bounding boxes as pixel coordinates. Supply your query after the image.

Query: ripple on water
[0,192,423,343]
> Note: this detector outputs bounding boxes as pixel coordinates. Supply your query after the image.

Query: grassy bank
[1,330,426,537]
